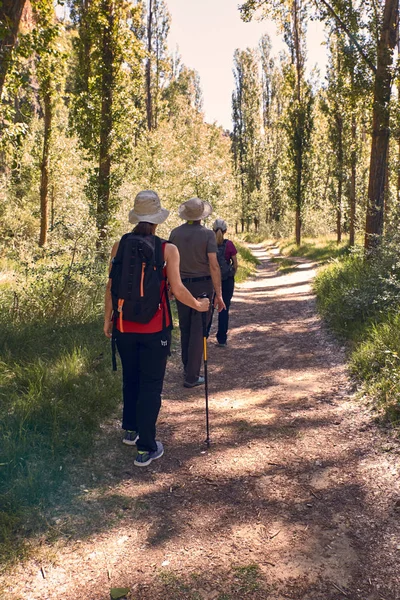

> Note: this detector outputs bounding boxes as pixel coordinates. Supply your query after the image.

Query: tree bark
[146,0,153,130]
[97,0,114,248]
[349,112,357,246]
[293,0,303,247]
[364,0,399,250]
[39,89,52,247]
[336,112,343,244]
[0,0,27,99]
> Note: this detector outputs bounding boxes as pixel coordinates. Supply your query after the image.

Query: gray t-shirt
[169,222,218,278]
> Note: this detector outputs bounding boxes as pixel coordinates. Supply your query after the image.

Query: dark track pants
[176,279,213,384]
[216,276,235,345]
[116,329,171,452]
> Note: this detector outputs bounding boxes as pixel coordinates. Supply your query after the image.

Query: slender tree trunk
[0,0,27,99]
[293,0,304,247]
[336,112,343,244]
[50,184,55,231]
[39,90,52,247]
[397,136,400,206]
[349,113,357,246]
[295,208,301,246]
[336,182,342,243]
[97,0,114,248]
[364,0,399,250]
[81,0,91,93]
[322,163,331,207]
[146,0,153,131]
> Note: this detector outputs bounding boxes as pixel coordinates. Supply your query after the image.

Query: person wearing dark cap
[169,198,226,388]
[212,219,238,347]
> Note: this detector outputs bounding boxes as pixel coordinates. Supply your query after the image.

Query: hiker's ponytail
[215,228,224,246]
[133,222,156,236]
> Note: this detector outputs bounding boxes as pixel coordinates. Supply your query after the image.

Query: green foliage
[314,234,400,421]
[351,313,400,422]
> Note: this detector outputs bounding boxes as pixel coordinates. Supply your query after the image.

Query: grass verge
[269,256,298,274]
[235,243,260,283]
[279,236,350,263]
[0,318,120,566]
[314,240,400,425]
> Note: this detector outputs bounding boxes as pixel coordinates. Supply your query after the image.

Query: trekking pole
[199,293,211,448]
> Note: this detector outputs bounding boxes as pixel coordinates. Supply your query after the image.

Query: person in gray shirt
[169,198,226,388]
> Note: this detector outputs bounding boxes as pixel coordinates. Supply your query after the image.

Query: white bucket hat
[129,190,169,225]
[213,218,227,232]
[178,197,213,221]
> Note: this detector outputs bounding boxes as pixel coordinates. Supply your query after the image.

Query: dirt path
[3,244,400,600]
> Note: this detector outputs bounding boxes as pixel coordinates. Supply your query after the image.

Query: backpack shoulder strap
[113,233,130,265]
[155,236,166,268]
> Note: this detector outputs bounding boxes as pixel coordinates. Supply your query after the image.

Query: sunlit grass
[0,318,120,565]
[279,235,351,263]
[235,242,260,283]
[314,242,400,425]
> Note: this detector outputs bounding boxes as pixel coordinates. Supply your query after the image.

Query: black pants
[216,276,235,344]
[176,279,213,384]
[116,329,171,452]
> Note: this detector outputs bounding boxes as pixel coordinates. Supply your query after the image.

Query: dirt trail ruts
[2,244,400,600]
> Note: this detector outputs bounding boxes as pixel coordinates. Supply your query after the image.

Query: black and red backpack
[110,233,171,369]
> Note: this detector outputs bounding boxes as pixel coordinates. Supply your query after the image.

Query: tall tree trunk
[397,136,400,207]
[39,89,52,247]
[50,184,55,231]
[146,0,153,131]
[80,0,91,94]
[295,207,301,246]
[97,0,114,248]
[0,0,27,99]
[349,104,357,246]
[336,112,343,244]
[364,0,399,250]
[293,0,303,246]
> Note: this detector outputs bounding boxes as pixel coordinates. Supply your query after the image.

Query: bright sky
[166,0,328,130]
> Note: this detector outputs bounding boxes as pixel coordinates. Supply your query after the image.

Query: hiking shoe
[123,430,139,445]
[134,441,164,467]
[216,341,227,347]
[184,376,205,388]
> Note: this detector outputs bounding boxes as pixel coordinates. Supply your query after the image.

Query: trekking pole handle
[198,293,209,336]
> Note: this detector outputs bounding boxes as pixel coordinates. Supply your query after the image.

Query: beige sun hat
[129,190,169,225]
[213,218,227,232]
[178,197,213,221]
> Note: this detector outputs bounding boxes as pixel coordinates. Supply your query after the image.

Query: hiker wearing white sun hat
[104,190,209,467]
[169,197,226,388]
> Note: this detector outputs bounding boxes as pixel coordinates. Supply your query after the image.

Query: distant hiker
[104,191,209,467]
[210,219,238,347]
[169,198,226,388]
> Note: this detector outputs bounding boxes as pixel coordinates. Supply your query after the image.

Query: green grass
[314,240,400,424]
[232,564,262,595]
[270,256,298,274]
[279,236,350,263]
[351,313,400,424]
[235,242,260,283]
[0,318,120,565]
